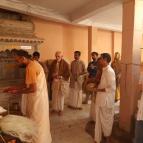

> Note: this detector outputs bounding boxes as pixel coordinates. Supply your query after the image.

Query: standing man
[83,52,98,104]
[87,58,103,122]
[4,50,52,143]
[50,51,70,115]
[94,53,116,143]
[33,51,48,79]
[69,51,86,110]
[88,52,99,78]
[111,52,121,102]
[33,51,51,101]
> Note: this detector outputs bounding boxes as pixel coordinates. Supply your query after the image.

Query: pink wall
[32,18,88,65]
[32,19,64,60]
[96,29,113,56]
[114,32,122,54]
[32,17,122,65]
[91,28,122,59]
[62,24,88,64]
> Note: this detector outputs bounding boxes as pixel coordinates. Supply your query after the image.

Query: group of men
[43,50,117,143]
[6,49,143,143]
[50,51,86,114]
[47,50,143,143]
[4,49,121,143]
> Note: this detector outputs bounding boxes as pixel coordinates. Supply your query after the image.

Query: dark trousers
[135,120,143,143]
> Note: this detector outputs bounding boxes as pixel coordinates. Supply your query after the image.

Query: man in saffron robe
[4,50,52,143]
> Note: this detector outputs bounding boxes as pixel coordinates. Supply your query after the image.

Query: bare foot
[105,137,112,143]
[68,105,75,109]
[77,107,82,110]
[82,101,88,104]
[58,111,63,116]
[50,110,57,114]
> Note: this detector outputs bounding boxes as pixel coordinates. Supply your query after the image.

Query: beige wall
[62,24,88,64]
[91,28,122,59]
[32,18,88,65]
[114,32,122,54]
[95,29,113,56]
[33,19,64,60]
[32,17,122,65]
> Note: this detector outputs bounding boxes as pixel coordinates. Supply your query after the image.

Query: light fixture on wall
[20,46,32,50]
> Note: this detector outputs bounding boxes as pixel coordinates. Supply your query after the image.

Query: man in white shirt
[135,71,143,143]
[94,53,116,143]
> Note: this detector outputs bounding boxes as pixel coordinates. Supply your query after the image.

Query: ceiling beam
[0,0,70,23]
[70,0,122,23]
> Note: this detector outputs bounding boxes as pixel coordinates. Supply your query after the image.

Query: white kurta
[94,65,116,143]
[52,79,69,111]
[25,61,52,143]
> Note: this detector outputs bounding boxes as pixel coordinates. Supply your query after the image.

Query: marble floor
[50,102,132,143]
[50,104,93,143]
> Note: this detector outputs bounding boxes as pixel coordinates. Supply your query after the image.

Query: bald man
[50,51,70,115]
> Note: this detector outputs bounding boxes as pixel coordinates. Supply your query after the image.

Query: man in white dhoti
[4,50,52,143]
[50,51,70,115]
[69,51,86,110]
[93,53,116,143]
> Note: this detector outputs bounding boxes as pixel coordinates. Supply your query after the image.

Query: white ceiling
[21,0,92,14]
[0,0,122,31]
[78,3,122,31]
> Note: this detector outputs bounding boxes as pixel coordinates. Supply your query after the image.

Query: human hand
[53,73,58,79]
[8,89,19,94]
[93,88,97,92]
[3,87,18,93]
[58,76,63,79]
[90,88,97,93]
[86,83,96,92]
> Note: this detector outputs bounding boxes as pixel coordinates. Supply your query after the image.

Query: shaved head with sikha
[55,51,63,62]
